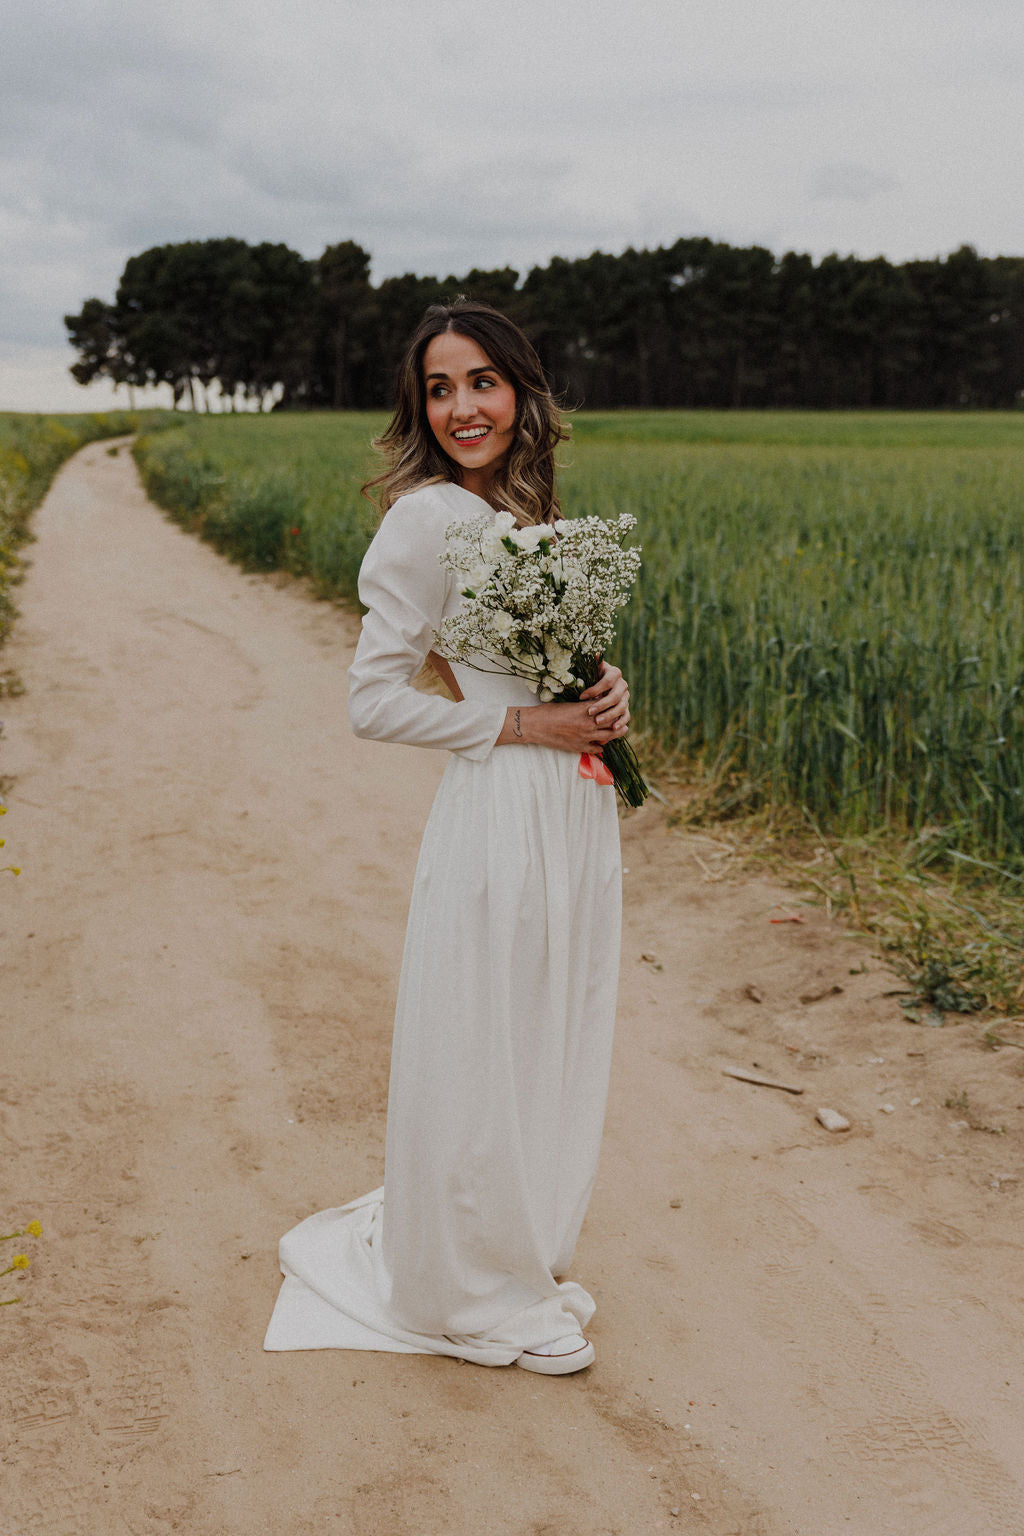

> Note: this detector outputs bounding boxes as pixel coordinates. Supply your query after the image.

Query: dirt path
[2,441,1023,1536]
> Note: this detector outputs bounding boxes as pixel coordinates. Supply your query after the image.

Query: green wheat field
[131,409,1024,871]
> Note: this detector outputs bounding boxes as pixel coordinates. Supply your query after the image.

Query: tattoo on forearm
[512,709,523,739]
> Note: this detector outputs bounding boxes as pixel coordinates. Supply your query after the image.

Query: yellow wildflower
[11,1254,29,1270]
[26,1220,42,1238]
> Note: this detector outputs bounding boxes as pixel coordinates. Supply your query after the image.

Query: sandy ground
[2,441,1023,1536]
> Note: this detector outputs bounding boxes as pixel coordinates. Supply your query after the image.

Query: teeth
[453,428,489,440]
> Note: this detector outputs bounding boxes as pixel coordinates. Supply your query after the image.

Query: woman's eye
[475,376,496,390]
[429,383,449,398]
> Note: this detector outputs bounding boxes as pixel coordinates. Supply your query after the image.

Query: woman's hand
[496,662,631,753]
[579,660,630,734]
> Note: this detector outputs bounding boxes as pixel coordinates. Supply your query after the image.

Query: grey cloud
[810,163,900,203]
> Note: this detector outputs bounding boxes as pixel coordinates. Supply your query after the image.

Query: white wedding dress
[264,482,621,1366]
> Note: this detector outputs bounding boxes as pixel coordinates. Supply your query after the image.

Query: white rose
[490,610,514,637]
[493,511,516,536]
[543,638,572,668]
[509,524,548,553]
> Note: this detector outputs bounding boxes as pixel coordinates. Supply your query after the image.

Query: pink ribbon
[578,752,614,787]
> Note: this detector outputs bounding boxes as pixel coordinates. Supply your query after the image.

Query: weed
[943,1087,1006,1134]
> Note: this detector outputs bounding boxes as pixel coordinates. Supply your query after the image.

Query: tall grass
[134,413,383,604]
[132,410,1024,868]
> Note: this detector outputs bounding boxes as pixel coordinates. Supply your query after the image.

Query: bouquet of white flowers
[435,510,649,807]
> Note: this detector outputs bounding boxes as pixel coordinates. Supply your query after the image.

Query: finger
[600,713,630,735]
[592,701,630,727]
[579,664,622,701]
[586,686,628,717]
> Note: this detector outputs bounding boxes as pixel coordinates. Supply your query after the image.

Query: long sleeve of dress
[347,488,507,761]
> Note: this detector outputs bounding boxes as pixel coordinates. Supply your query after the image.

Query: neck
[458,467,499,507]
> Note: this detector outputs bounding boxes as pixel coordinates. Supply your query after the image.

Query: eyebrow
[424,365,499,381]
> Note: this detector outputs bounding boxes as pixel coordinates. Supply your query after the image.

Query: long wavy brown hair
[363,298,571,526]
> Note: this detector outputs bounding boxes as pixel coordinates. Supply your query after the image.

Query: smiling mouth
[452,426,491,442]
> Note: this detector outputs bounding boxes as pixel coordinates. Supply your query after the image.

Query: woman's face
[422,330,517,501]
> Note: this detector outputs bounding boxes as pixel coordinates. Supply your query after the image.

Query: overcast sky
[2,0,1022,410]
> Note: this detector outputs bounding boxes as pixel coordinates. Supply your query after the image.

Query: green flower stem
[600,735,650,809]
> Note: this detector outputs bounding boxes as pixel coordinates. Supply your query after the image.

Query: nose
[451,386,480,419]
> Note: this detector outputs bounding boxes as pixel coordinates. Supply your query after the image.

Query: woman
[264,299,630,1375]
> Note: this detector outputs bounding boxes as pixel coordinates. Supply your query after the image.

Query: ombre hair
[363,298,570,526]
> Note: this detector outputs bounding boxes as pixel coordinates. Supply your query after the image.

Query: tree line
[65,235,1024,411]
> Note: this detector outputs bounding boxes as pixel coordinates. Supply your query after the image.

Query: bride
[264,298,630,1375]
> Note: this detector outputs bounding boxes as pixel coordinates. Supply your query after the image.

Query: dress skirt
[264,739,621,1366]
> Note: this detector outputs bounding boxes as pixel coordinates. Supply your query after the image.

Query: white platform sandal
[516,1333,595,1375]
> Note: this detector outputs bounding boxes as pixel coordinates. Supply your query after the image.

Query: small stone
[879,1103,896,1114]
[669,1199,682,1209]
[910,1097,921,1107]
[670,1511,680,1519]
[816,1107,851,1132]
